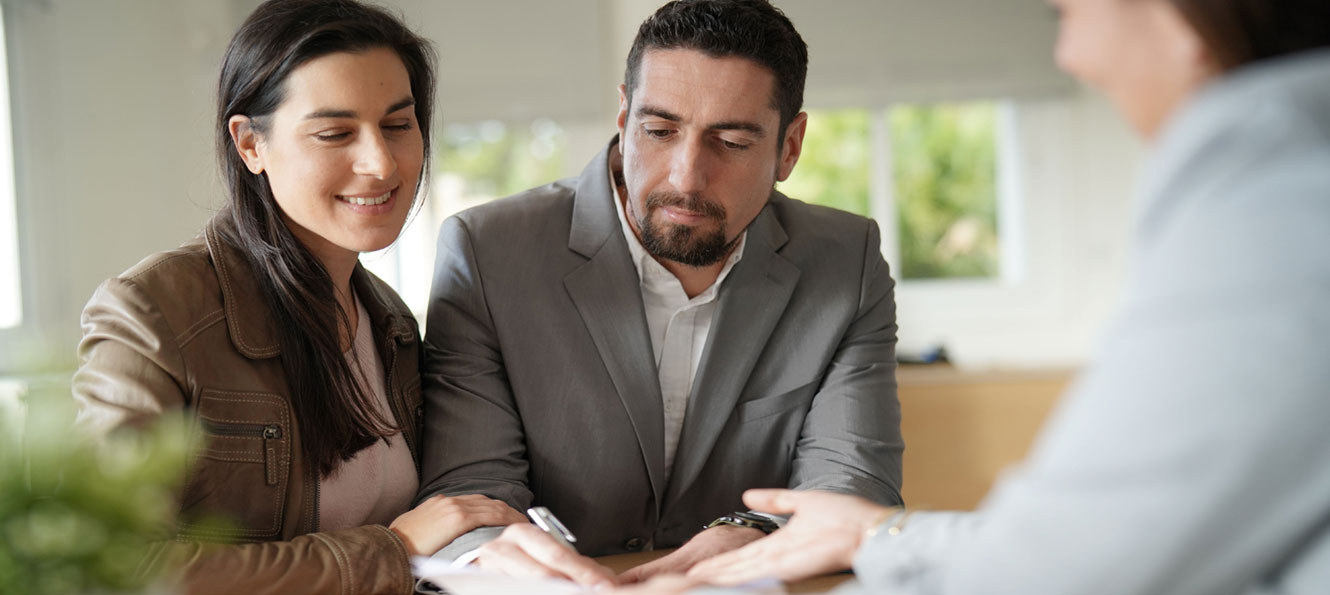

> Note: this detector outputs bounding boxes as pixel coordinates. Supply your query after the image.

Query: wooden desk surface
[597,550,852,594]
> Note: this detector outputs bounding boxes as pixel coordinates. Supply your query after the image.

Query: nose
[353,130,397,180]
[667,137,708,195]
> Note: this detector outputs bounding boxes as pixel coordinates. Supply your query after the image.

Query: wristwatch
[705,511,780,534]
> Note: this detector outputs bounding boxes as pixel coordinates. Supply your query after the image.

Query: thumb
[742,488,800,514]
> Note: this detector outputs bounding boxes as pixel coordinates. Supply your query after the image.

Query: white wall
[0,0,1145,374]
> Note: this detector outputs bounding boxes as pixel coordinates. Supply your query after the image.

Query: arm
[857,190,1330,593]
[417,215,533,560]
[73,277,415,595]
[788,219,903,504]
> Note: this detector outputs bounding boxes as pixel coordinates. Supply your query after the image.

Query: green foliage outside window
[777,110,873,216]
[890,104,1000,279]
[437,119,566,201]
[781,104,1001,280]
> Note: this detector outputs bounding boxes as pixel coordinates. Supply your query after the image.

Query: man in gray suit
[418,0,902,584]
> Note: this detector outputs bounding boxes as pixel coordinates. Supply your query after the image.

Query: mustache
[644,191,726,220]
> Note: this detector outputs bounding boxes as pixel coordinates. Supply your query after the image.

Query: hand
[474,522,618,588]
[388,493,527,557]
[687,489,893,585]
[618,525,765,583]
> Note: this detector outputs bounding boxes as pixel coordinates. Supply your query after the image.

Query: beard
[635,190,738,267]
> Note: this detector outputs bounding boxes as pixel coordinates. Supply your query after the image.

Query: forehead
[277,47,412,113]
[632,48,779,125]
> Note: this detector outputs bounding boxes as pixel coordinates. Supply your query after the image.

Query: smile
[336,191,392,206]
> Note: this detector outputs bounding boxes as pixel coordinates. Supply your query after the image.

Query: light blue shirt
[845,48,1330,594]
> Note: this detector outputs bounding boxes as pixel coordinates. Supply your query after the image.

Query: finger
[741,488,800,514]
[477,539,568,581]
[504,524,617,587]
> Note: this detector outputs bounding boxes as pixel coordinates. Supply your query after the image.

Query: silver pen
[527,506,578,551]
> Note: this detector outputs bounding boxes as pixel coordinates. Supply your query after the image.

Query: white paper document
[412,557,787,595]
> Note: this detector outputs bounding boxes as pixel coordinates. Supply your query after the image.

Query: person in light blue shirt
[672,0,1330,593]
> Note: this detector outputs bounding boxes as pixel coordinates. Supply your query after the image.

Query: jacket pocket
[733,379,819,425]
[179,390,291,541]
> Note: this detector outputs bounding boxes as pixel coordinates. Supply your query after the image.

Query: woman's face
[233,47,423,266]
[1050,0,1219,137]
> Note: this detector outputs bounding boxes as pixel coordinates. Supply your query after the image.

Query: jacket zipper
[203,421,283,485]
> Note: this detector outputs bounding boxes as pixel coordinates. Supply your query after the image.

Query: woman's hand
[686,489,893,585]
[389,494,527,556]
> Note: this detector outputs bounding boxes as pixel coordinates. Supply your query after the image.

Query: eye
[643,126,675,140]
[383,121,414,133]
[314,131,351,142]
[720,139,750,151]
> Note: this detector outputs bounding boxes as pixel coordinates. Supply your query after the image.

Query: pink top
[317,293,419,530]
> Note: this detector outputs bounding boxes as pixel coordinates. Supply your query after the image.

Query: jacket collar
[204,213,416,360]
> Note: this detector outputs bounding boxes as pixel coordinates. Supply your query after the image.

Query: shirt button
[624,537,645,551]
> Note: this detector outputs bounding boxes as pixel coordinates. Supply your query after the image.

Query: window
[362,119,568,317]
[780,102,1015,282]
[0,4,21,329]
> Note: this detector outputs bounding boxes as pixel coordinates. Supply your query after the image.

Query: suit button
[624,537,645,551]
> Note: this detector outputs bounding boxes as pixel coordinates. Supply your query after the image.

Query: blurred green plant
[1,389,192,594]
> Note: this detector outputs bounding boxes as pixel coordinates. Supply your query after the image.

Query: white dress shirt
[610,173,745,481]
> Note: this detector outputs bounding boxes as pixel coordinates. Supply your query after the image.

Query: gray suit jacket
[419,139,903,558]
[843,49,1330,595]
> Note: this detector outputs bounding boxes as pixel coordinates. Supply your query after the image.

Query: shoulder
[768,192,881,260]
[449,178,577,235]
[84,235,225,343]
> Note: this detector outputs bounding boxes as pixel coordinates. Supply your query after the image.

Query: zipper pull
[263,424,282,485]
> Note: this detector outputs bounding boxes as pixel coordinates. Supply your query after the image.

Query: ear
[616,84,630,139]
[776,111,808,182]
[228,115,265,174]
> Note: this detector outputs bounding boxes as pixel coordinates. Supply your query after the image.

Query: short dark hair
[624,0,808,134]
[1169,0,1330,70]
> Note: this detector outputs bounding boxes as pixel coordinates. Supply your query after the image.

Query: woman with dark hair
[673,0,1330,593]
[72,1,523,592]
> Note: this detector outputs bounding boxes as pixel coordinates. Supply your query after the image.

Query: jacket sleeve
[73,276,416,595]
[786,218,905,506]
[848,165,1330,594]
[417,215,532,560]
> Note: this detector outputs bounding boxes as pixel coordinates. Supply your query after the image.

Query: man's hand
[618,525,765,583]
[474,523,618,587]
[686,489,893,585]
[388,494,527,557]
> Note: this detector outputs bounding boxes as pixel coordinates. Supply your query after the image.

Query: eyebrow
[635,104,767,137]
[303,97,416,120]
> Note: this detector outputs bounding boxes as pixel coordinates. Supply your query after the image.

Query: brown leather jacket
[73,215,424,595]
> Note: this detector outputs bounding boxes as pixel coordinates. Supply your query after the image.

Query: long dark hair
[215,0,435,476]
[1169,0,1330,70]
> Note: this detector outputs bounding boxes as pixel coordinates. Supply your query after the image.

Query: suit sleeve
[417,215,532,560]
[73,277,415,595]
[786,219,904,506]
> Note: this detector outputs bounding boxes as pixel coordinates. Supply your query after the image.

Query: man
[418,0,902,584]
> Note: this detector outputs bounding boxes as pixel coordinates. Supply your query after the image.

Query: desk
[597,549,852,594]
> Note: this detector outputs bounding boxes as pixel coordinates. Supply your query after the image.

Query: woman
[675,0,1330,593]
[72,1,524,593]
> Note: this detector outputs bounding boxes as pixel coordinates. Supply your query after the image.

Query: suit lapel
[563,141,667,506]
[666,200,800,504]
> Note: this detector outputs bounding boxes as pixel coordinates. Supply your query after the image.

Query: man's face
[617,49,806,267]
